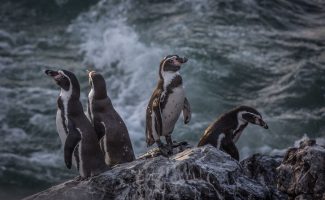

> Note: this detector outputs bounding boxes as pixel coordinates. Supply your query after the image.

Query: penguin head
[45,69,80,98]
[236,106,268,129]
[88,70,108,99]
[159,55,188,76]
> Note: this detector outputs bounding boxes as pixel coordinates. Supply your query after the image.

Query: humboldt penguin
[45,69,108,178]
[87,70,135,166]
[198,105,268,160]
[146,55,191,156]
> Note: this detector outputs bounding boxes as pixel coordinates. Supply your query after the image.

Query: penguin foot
[159,146,172,157]
[166,145,173,155]
[172,141,188,148]
[74,175,89,182]
[73,176,82,181]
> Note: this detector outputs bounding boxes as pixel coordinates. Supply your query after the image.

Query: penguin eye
[167,59,173,64]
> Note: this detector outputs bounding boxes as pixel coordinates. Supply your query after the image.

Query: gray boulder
[24,145,271,200]
[277,139,325,200]
[24,140,325,200]
[241,154,288,200]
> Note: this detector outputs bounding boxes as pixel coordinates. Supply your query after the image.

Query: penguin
[197,105,268,160]
[45,69,108,178]
[146,55,191,156]
[87,70,135,166]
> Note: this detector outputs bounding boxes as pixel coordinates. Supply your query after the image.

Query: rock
[241,154,288,200]
[23,140,325,200]
[24,145,272,200]
[137,141,191,159]
[277,139,325,200]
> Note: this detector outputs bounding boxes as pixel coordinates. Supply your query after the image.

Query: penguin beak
[45,69,63,81]
[45,69,59,77]
[88,70,96,78]
[45,69,60,79]
[259,119,268,129]
[176,57,188,64]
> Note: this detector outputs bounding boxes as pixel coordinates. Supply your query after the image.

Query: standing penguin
[87,70,135,166]
[198,105,268,160]
[146,55,191,156]
[45,69,108,178]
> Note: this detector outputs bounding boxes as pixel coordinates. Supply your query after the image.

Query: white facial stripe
[238,111,261,122]
[217,133,225,149]
[160,56,177,75]
[160,56,180,93]
[233,111,261,143]
[59,70,72,126]
[163,55,177,61]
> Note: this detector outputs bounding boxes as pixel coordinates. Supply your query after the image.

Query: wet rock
[24,145,271,200]
[277,139,325,200]
[241,154,288,200]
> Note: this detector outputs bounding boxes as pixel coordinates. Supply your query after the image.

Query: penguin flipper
[182,97,191,124]
[153,98,162,137]
[146,98,162,146]
[93,119,105,141]
[64,119,81,169]
[197,128,212,147]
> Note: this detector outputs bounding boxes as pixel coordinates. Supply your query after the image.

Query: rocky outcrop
[24,139,325,200]
[277,139,325,200]
[241,154,288,200]
[24,145,271,200]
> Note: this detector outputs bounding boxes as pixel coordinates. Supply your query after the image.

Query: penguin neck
[60,88,79,101]
[59,88,82,120]
[159,71,182,91]
[232,111,248,143]
[60,87,72,100]
[90,87,108,100]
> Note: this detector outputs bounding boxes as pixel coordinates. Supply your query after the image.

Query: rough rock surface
[24,145,272,200]
[24,140,325,200]
[277,139,325,200]
[241,154,288,200]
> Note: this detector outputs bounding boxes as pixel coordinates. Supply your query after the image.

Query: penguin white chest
[161,86,185,135]
[56,109,67,144]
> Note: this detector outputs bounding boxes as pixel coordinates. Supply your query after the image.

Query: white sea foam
[66,0,325,157]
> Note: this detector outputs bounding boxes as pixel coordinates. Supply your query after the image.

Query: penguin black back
[88,70,135,166]
[198,106,268,160]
